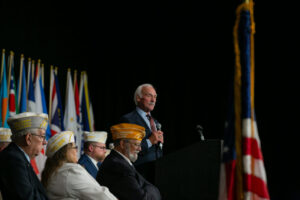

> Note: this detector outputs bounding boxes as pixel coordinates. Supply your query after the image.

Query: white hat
[0,128,12,142]
[83,131,107,144]
[46,131,75,157]
[7,112,48,135]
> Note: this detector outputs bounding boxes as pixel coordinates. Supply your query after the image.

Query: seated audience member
[96,123,161,200]
[42,131,117,200]
[0,128,11,200]
[78,131,108,178]
[0,112,49,200]
[0,128,12,152]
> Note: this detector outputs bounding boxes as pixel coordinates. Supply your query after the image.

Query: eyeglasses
[31,133,46,141]
[125,141,141,148]
[93,145,106,150]
[131,143,141,148]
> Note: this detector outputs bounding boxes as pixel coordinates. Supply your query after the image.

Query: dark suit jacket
[0,143,48,200]
[96,150,161,200]
[119,110,163,166]
[78,153,100,179]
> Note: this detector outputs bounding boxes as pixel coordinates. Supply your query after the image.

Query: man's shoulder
[120,110,145,124]
[0,144,28,174]
[78,154,89,163]
[120,110,138,119]
[0,143,22,160]
[102,151,131,171]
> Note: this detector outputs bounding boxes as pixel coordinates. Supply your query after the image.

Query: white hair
[133,83,154,105]
[11,128,40,141]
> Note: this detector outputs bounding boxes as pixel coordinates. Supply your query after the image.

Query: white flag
[63,69,79,157]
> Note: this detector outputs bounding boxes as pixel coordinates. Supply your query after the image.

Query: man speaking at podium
[119,83,164,184]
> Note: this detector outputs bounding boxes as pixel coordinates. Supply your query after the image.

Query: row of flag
[218,1,270,200]
[0,49,95,178]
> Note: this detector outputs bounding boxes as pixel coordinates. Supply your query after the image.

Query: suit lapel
[87,155,98,172]
[82,154,98,177]
[133,110,151,137]
[111,150,144,185]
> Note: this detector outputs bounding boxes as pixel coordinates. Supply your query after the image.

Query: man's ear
[88,144,94,152]
[119,140,125,149]
[25,133,31,145]
[136,95,141,103]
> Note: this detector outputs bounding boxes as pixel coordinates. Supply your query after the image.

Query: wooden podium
[155,140,221,200]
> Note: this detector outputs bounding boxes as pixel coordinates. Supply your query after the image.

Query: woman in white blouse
[41,131,117,200]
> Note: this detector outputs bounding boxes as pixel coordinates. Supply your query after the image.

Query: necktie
[97,162,102,168]
[146,114,157,132]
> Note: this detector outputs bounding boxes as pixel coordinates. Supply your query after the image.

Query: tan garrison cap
[7,112,48,135]
[0,128,12,142]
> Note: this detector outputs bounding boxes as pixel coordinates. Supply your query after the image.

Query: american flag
[218,1,269,200]
[50,68,64,136]
[8,52,18,116]
[74,70,83,156]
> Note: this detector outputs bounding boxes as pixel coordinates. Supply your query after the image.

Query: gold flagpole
[26,58,31,95]
[1,49,5,83]
[49,65,53,126]
[37,59,41,78]
[31,60,35,81]
[73,70,77,93]
[41,63,44,88]
[18,54,24,110]
[7,51,14,104]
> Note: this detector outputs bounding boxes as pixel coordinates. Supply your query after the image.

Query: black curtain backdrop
[0,0,299,199]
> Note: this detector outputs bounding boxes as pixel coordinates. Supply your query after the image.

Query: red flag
[8,52,18,116]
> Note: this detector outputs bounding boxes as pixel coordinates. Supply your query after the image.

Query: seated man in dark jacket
[96,123,161,200]
[0,112,49,200]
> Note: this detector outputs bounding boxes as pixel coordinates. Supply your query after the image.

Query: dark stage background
[0,0,299,199]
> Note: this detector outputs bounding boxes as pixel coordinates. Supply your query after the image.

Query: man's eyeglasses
[31,133,46,141]
[93,145,106,150]
[125,141,141,148]
[131,143,141,148]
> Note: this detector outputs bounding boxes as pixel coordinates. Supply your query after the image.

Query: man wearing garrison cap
[0,128,12,200]
[0,128,12,152]
[78,131,108,178]
[0,112,49,200]
[96,123,161,200]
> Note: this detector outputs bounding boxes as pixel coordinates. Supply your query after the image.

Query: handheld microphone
[196,124,205,141]
[156,123,163,150]
[156,123,162,131]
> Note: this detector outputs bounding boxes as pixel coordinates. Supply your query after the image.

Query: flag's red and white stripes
[243,119,269,200]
